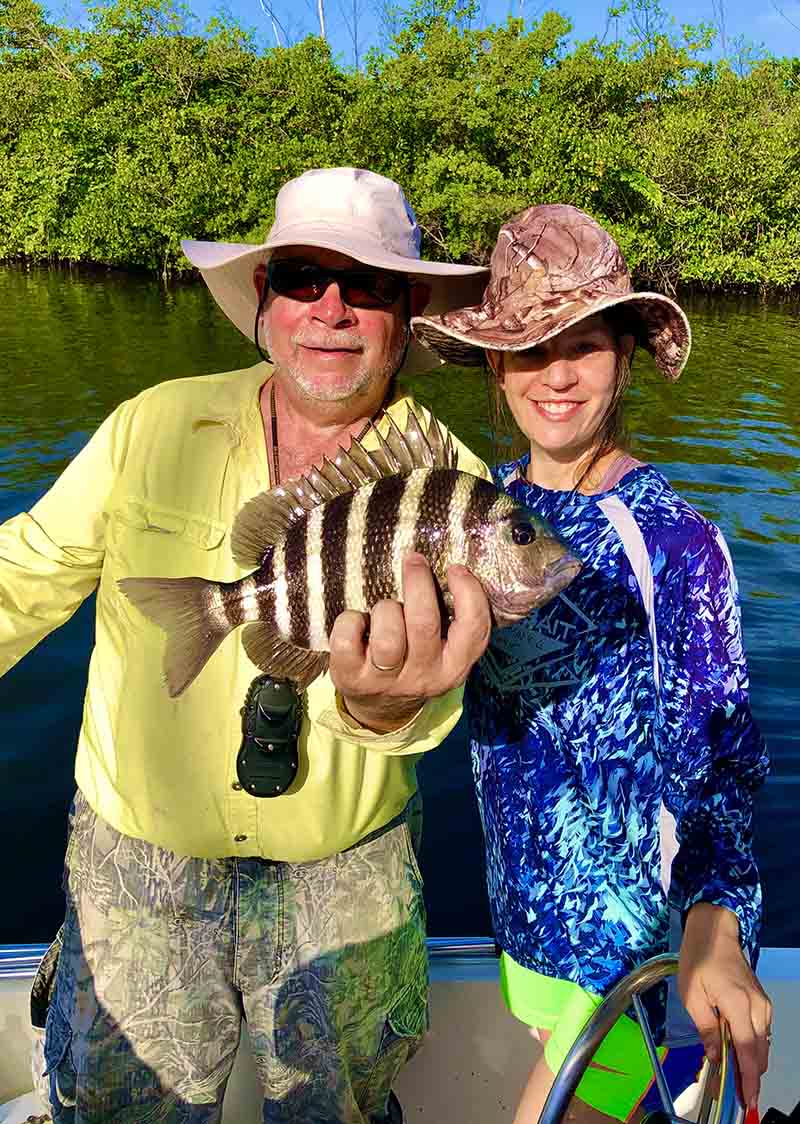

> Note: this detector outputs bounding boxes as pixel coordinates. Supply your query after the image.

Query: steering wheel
[539,953,744,1124]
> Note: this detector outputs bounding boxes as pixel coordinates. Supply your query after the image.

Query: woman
[412,204,771,1124]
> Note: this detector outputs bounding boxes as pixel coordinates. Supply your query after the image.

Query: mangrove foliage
[1,0,799,288]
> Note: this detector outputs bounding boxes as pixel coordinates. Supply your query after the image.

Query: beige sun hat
[182,167,488,375]
[412,203,691,380]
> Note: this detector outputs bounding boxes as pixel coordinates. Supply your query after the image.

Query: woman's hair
[486,306,636,488]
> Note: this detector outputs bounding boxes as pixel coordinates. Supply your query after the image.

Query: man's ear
[409,281,432,317]
[254,263,267,301]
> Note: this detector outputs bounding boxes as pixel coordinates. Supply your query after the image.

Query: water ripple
[0,269,797,945]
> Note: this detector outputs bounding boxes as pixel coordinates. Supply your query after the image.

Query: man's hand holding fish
[330,552,493,733]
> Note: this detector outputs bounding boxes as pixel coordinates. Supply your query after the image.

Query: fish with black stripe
[119,408,581,696]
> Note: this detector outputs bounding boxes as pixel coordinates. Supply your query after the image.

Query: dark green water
[1,264,798,945]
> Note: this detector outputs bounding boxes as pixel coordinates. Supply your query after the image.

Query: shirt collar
[192,362,272,435]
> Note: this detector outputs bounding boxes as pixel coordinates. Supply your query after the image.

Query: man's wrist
[339,693,424,734]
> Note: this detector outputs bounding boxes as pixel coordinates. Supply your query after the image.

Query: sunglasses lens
[343,272,405,308]
[268,262,405,309]
[268,262,326,302]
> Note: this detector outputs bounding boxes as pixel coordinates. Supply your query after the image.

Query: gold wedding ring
[370,657,403,673]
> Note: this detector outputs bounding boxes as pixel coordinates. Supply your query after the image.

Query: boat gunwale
[2,941,799,982]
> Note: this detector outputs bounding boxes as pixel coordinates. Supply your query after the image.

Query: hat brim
[412,291,692,381]
[182,236,488,375]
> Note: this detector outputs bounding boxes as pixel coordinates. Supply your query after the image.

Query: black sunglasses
[267,259,408,310]
[237,675,302,797]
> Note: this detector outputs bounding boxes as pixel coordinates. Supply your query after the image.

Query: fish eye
[511,522,536,546]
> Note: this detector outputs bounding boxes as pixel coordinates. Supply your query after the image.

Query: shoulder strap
[596,495,660,694]
[596,454,645,492]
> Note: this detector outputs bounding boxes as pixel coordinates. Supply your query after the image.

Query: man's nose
[311,281,357,327]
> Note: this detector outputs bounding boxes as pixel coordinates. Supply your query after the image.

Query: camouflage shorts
[33,790,428,1124]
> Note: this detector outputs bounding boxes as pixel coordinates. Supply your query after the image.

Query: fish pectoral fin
[242,625,329,691]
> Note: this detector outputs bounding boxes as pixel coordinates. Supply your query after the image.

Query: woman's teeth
[537,401,579,415]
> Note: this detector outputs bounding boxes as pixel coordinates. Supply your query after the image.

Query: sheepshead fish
[119,408,580,696]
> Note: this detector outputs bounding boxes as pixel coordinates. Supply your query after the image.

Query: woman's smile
[532,399,585,420]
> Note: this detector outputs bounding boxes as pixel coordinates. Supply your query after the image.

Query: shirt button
[231,782,242,791]
[234,834,248,842]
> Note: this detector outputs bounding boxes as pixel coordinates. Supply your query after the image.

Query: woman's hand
[678,902,773,1109]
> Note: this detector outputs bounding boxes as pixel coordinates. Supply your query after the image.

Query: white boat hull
[2,943,797,1122]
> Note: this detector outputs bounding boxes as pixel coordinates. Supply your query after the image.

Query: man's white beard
[264,325,407,403]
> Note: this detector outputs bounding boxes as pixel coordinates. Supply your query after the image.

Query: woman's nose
[542,358,578,390]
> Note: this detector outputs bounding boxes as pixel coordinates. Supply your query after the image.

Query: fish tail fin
[118,575,232,697]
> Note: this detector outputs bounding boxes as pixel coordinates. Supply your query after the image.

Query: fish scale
[363,474,410,609]
[284,516,310,648]
[413,469,461,569]
[305,504,327,651]
[255,553,275,624]
[322,492,353,637]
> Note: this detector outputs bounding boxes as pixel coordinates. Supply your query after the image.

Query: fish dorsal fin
[383,411,417,472]
[305,465,340,501]
[398,407,432,468]
[363,419,402,474]
[331,448,369,489]
[346,436,385,482]
[426,412,457,469]
[231,406,458,570]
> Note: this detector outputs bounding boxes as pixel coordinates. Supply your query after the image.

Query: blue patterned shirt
[465,457,768,995]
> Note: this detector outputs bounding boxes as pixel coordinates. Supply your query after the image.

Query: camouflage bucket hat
[412,203,691,381]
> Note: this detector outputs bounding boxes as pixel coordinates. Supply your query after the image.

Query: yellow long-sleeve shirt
[0,363,489,861]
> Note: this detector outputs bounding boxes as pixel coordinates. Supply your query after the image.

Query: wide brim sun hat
[182,167,488,376]
[412,203,691,381]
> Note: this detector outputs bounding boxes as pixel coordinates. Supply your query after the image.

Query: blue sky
[56,0,800,69]
[219,0,800,66]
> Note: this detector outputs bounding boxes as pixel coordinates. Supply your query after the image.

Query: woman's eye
[511,524,535,546]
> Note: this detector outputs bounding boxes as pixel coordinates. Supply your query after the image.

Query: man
[0,167,490,1123]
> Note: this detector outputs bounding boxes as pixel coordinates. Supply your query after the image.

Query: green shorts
[501,951,669,1122]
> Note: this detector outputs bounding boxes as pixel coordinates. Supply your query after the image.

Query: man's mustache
[291,330,366,351]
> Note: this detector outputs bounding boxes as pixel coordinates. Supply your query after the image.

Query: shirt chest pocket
[105,498,229,579]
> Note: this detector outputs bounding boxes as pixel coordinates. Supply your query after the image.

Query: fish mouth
[544,554,582,582]
[490,553,582,626]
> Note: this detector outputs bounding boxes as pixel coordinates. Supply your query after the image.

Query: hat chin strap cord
[391,286,413,378]
[254,285,271,364]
